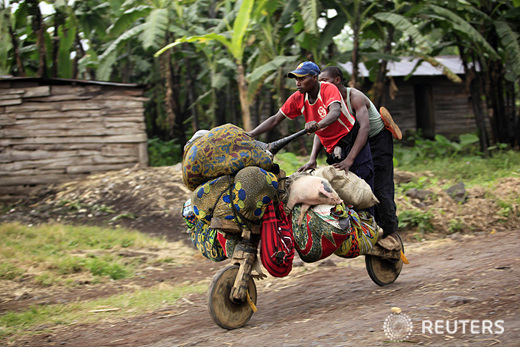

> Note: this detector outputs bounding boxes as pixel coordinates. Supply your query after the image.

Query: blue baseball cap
[287,61,321,78]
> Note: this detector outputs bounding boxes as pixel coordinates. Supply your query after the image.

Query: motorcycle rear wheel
[365,234,404,286]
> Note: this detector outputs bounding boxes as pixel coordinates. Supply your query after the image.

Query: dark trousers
[326,132,375,216]
[369,129,398,235]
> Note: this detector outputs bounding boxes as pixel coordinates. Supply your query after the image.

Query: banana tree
[420,1,520,151]
[157,0,265,131]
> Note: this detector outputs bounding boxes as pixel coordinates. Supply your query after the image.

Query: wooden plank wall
[0,80,149,202]
[374,76,485,138]
[432,79,478,136]
[378,83,417,134]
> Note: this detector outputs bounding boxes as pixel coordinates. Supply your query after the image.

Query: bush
[395,132,480,166]
[148,137,182,166]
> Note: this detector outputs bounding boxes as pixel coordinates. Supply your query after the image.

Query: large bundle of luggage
[182,125,280,262]
[182,124,275,191]
[181,125,381,276]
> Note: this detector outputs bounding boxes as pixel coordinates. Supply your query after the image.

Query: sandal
[380,106,402,140]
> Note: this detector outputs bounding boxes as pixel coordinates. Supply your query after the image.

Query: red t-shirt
[280,82,356,153]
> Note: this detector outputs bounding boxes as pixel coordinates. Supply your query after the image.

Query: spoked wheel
[207,265,257,329]
[365,234,404,286]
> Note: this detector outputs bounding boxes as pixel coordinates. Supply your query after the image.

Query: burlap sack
[182,124,274,191]
[313,166,379,210]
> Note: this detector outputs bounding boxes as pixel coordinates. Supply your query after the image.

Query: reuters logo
[383,307,413,342]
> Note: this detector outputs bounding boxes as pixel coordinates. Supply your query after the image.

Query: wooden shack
[341,55,482,139]
[0,77,148,202]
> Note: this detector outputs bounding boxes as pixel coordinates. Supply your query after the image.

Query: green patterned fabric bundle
[188,220,227,262]
[334,209,379,258]
[182,124,274,191]
[191,166,279,228]
[291,203,379,262]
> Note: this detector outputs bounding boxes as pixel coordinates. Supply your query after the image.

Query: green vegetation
[0,223,202,341]
[148,138,183,166]
[398,209,435,241]
[273,151,327,175]
[275,133,520,187]
[2,0,519,152]
[0,223,172,283]
[0,283,207,339]
[395,134,520,187]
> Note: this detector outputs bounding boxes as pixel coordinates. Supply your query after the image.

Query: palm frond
[230,0,254,60]
[141,8,169,50]
[495,20,520,79]
[426,4,498,60]
[99,23,146,62]
[248,55,298,82]
[97,50,117,81]
[107,5,151,37]
[298,0,318,35]
[416,54,462,83]
[373,12,428,48]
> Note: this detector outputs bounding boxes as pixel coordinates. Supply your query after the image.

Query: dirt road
[17,229,519,347]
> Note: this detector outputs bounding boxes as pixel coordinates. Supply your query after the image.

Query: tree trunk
[185,56,200,132]
[27,0,47,78]
[237,64,252,131]
[371,26,394,106]
[460,49,489,155]
[8,24,25,76]
[52,18,59,77]
[72,33,85,79]
[349,9,361,89]
[160,50,177,138]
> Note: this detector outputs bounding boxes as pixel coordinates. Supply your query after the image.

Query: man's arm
[305,101,342,133]
[298,134,323,172]
[247,110,286,138]
[298,101,341,172]
[333,90,370,172]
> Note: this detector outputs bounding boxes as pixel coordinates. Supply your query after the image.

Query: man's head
[319,66,344,88]
[287,61,321,78]
[288,61,320,94]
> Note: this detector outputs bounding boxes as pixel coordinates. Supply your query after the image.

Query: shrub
[148,137,182,166]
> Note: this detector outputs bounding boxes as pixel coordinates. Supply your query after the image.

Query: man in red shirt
[248,61,374,210]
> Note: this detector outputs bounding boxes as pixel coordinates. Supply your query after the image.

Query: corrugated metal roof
[339,55,465,77]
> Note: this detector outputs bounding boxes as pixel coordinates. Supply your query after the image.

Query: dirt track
[15,229,519,347]
[2,166,519,346]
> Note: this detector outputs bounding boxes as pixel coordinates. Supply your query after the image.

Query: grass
[275,140,520,188]
[395,149,520,187]
[0,283,207,339]
[393,132,520,187]
[0,223,185,284]
[0,222,201,341]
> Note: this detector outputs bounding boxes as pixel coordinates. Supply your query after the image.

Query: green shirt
[345,88,384,138]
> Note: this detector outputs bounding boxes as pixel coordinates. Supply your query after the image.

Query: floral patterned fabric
[191,166,279,227]
[182,123,274,191]
[334,209,379,258]
[291,204,352,263]
[291,203,379,262]
[188,220,227,262]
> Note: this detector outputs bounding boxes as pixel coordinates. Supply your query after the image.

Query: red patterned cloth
[260,201,295,277]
